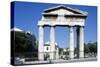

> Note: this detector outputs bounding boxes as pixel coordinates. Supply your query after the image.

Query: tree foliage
[12,31,38,57]
[84,42,97,53]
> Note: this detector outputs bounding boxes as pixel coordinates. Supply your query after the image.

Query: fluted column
[69,26,74,59]
[50,26,55,60]
[38,26,44,60]
[79,26,84,58]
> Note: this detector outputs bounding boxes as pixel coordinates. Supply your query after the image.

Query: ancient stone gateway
[37,5,88,60]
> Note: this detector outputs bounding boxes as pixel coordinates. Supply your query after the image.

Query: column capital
[77,26,84,28]
[50,25,56,28]
[68,26,74,28]
[38,25,44,28]
[76,26,84,32]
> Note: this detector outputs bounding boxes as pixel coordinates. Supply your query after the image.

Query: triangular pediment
[44,5,87,15]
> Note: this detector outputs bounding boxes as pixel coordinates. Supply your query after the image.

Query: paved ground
[22,57,97,65]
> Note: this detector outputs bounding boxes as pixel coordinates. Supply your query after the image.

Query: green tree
[88,42,97,53]
[12,31,37,57]
[84,43,90,53]
[84,42,97,53]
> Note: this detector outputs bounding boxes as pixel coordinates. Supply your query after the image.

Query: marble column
[50,26,55,60]
[56,48,59,59]
[69,26,74,59]
[38,26,44,60]
[79,26,84,58]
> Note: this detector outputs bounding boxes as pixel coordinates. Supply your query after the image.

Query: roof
[44,41,58,46]
[11,27,23,32]
[43,5,88,16]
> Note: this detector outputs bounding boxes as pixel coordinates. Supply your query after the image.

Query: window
[47,47,48,50]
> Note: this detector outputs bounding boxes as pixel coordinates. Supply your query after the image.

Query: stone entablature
[38,5,87,27]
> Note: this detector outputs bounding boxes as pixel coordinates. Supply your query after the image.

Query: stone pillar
[69,26,74,59]
[56,47,59,59]
[79,26,84,58]
[38,26,44,60]
[50,26,55,60]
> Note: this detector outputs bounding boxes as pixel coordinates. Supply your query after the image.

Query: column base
[69,51,74,59]
[50,52,55,60]
[79,51,84,58]
[38,52,44,61]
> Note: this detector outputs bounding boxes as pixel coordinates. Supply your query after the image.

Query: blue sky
[12,1,97,48]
